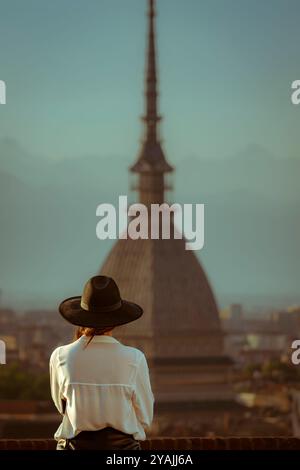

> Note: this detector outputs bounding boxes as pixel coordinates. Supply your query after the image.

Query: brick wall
[0,437,299,450]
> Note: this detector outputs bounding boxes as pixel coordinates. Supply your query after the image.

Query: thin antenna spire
[130,0,173,188]
[144,0,160,142]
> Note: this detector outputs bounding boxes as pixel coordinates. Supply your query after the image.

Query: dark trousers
[56,427,141,450]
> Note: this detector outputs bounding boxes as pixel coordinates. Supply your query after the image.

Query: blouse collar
[81,335,120,344]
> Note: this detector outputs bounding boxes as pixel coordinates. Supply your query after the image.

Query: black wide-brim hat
[59,276,143,328]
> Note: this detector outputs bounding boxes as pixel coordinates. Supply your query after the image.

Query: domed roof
[100,234,222,356]
[99,0,224,361]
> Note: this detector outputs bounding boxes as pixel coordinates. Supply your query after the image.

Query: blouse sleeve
[132,353,155,429]
[49,348,65,415]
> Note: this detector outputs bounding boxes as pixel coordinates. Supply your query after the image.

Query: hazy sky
[0,0,300,163]
[0,0,299,309]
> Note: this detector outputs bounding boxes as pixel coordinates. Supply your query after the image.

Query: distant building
[230,304,243,323]
[0,309,17,331]
[0,308,19,364]
[0,335,18,363]
[223,309,292,365]
[99,0,237,435]
[271,307,300,337]
[18,310,72,368]
[0,306,72,369]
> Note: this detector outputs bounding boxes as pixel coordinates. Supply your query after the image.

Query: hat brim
[58,296,143,328]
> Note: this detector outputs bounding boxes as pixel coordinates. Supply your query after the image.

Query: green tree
[0,363,51,400]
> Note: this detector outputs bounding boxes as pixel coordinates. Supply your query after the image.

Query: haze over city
[0,0,299,309]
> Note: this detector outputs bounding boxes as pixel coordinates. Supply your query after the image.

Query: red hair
[75,326,114,347]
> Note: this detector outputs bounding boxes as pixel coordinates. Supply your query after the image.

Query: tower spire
[144,0,160,143]
[130,0,173,206]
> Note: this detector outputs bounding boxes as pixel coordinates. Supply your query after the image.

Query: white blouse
[49,335,154,441]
